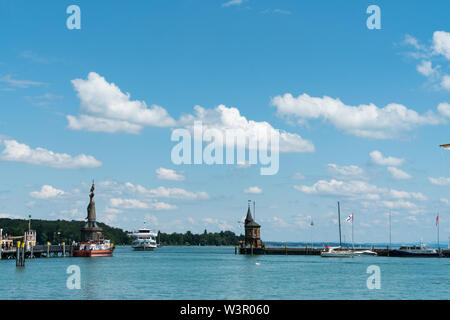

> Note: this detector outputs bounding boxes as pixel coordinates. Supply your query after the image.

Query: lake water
[1,246,449,299]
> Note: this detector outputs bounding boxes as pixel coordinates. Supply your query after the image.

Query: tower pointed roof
[245,205,260,228]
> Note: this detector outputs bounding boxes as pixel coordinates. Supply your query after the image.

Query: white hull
[129,227,158,251]
[321,251,358,258]
[132,244,156,251]
[320,246,359,258]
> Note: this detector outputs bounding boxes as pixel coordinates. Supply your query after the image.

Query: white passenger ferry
[129,228,158,251]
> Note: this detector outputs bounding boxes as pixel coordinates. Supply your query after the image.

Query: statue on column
[81,180,101,241]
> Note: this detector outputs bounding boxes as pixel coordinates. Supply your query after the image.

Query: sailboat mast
[437,213,440,251]
[389,210,392,249]
[352,213,354,250]
[338,201,342,247]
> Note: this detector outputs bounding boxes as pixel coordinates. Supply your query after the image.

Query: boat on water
[390,242,440,257]
[321,246,359,258]
[73,182,114,257]
[321,202,358,258]
[73,235,114,257]
[130,228,158,251]
[353,249,377,256]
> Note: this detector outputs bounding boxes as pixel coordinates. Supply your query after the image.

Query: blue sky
[1,0,450,244]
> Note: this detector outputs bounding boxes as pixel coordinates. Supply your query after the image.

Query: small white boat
[353,250,377,256]
[129,228,158,251]
[320,246,358,258]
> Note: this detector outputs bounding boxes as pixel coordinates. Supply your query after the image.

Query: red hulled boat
[73,182,114,257]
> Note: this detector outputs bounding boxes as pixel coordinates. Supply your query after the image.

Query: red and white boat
[73,239,114,257]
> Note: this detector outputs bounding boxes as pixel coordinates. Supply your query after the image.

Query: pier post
[16,241,20,266]
[63,242,66,257]
[285,244,287,255]
[22,242,25,264]
[47,242,50,258]
[16,241,25,267]
[0,240,2,260]
[234,245,237,255]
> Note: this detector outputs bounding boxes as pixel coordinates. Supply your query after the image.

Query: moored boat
[73,182,114,257]
[320,246,358,258]
[390,242,440,257]
[129,228,158,251]
[73,238,114,257]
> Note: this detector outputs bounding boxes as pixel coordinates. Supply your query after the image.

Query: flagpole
[338,201,342,248]
[351,213,354,251]
[437,213,440,252]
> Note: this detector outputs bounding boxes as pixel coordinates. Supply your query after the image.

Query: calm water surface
[1,246,449,299]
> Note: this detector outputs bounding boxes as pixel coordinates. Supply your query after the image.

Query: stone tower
[80,182,103,242]
[244,204,262,248]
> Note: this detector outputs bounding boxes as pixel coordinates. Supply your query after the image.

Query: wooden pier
[1,244,74,260]
[238,246,450,257]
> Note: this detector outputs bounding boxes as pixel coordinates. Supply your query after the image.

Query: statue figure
[81,180,101,241]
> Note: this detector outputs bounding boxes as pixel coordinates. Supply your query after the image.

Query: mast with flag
[438,142,449,253]
[436,213,440,253]
[346,213,354,250]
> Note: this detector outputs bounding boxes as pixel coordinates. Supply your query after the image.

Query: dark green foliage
[0,219,244,246]
[158,230,244,246]
[0,218,131,245]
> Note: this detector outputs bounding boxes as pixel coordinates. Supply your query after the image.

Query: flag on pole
[436,213,439,226]
[346,213,353,223]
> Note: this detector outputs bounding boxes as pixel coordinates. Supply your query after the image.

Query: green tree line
[158,230,244,246]
[0,219,244,246]
[0,218,130,245]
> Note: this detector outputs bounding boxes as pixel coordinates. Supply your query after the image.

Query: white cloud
[109,198,175,211]
[30,185,65,199]
[67,114,142,134]
[382,200,417,209]
[441,75,450,91]
[156,167,185,181]
[416,60,437,77]
[271,216,289,228]
[369,150,404,167]
[179,105,315,153]
[67,72,175,133]
[125,183,209,200]
[292,172,305,179]
[295,179,383,200]
[0,74,45,88]
[222,0,243,7]
[150,202,177,211]
[428,176,450,186]
[437,102,450,117]
[295,179,427,204]
[403,32,450,92]
[110,198,149,209]
[104,207,123,214]
[202,218,233,230]
[387,167,412,180]
[244,186,263,194]
[432,31,450,60]
[272,93,443,139]
[390,189,427,201]
[327,163,364,177]
[0,139,102,169]
[404,34,424,50]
